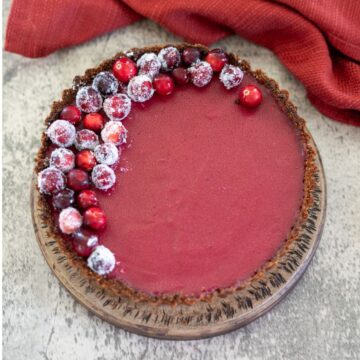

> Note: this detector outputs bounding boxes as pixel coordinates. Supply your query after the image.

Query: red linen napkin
[5,0,360,125]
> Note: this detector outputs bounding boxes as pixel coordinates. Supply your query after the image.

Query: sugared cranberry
[67,169,90,191]
[182,47,201,65]
[219,64,244,90]
[83,207,107,230]
[72,229,99,257]
[92,71,119,96]
[50,148,75,173]
[52,188,75,210]
[127,75,154,102]
[77,189,99,209]
[91,164,116,191]
[59,207,82,234]
[239,85,263,108]
[47,120,76,148]
[205,49,228,72]
[153,74,174,96]
[60,105,81,125]
[188,61,213,87]
[136,53,161,79]
[172,67,189,85]
[75,150,97,171]
[38,167,66,195]
[158,47,181,71]
[83,113,105,133]
[87,245,116,275]
[76,86,103,113]
[113,57,137,83]
[101,121,128,146]
[94,143,119,166]
[103,94,131,121]
[75,129,99,151]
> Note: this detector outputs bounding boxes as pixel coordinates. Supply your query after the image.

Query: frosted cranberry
[136,53,161,79]
[158,47,181,71]
[172,67,189,85]
[75,129,99,151]
[153,74,174,96]
[113,57,137,83]
[83,207,107,230]
[67,169,90,191]
[219,64,244,90]
[83,113,105,133]
[50,148,75,173]
[127,75,154,102]
[59,207,82,234]
[72,229,99,257]
[188,61,213,87]
[60,105,81,125]
[92,71,119,96]
[103,94,131,121]
[87,245,116,275]
[101,121,128,146]
[239,85,263,108]
[77,189,99,209]
[94,143,119,165]
[76,86,103,113]
[182,47,201,65]
[47,120,76,147]
[38,167,66,195]
[75,150,97,171]
[205,49,228,72]
[52,188,75,210]
[92,164,116,191]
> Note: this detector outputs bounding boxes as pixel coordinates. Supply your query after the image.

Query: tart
[35,44,317,305]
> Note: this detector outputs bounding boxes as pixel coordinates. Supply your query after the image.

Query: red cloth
[5,0,360,126]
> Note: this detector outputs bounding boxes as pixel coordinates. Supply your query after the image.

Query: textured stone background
[3,1,360,359]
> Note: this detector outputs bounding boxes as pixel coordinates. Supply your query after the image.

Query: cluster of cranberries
[38,46,263,277]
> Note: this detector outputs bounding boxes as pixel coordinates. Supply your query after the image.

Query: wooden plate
[31,134,326,340]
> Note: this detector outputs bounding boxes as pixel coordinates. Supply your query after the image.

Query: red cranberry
[52,188,75,210]
[75,129,99,151]
[113,57,137,83]
[219,64,244,90]
[76,86,103,113]
[87,245,116,275]
[94,143,119,166]
[172,67,189,85]
[103,94,131,121]
[83,113,105,133]
[59,207,82,234]
[158,47,181,71]
[153,74,174,96]
[182,47,201,65]
[50,148,75,173]
[239,85,263,108]
[91,164,116,191]
[77,189,99,209]
[60,105,81,125]
[72,229,99,257]
[75,150,97,171]
[47,120,76,148]
[188,61,213,87]
[67,169,90,191]
[205,49,228,72]
[83,207,107,230]
[127,75,154,102]
[38,167,66,195]
[101,121,128,145]
[92,71,119,96]
[136,53,161,79]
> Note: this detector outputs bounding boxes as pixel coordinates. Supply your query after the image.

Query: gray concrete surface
[3,3,360,359]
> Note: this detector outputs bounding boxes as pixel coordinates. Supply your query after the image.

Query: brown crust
[34,43,317,305]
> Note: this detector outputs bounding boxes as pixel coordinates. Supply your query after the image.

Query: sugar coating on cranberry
[75,129,99,151]
[52,188,75,210]
[103,94,131,121]
[219,64,244,90]
[94,143,119,165]
[188,61,213,87]
[47,120,76,147]
[87,245,116,275]
[91,164,116,191]
[59,207,82,234]
[127,75,154,103]
[136,53,161,79]
[92,71,119,96]
[38,167,66,195]
[101,121,128,145]
[50,148,75,173]
[76,86,103,113]
[158,47,181,71]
